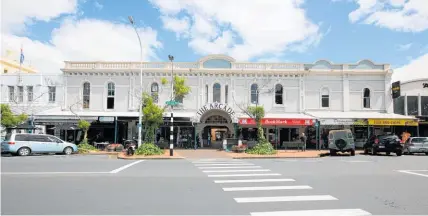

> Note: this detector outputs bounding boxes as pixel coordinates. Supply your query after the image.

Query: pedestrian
[300,132,307,151]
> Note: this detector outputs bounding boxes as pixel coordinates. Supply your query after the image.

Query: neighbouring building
[18,54,415,148]
[392,79,428,137]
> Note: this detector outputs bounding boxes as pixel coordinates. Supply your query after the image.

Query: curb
[117,156,185,160]
[232,156,322,159]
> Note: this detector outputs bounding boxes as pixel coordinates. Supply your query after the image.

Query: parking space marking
[109,160,144,173]
[397,170,428,178]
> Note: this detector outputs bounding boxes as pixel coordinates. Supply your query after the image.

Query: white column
[342,73,350,112]
[418,93,422,116]
[404,94,408,115]
[384,73,393,113]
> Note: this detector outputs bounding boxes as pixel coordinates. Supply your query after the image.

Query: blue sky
[1,0,427,81]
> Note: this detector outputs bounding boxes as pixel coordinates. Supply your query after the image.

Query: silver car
[403,137,428,155]
[328,129,356,156]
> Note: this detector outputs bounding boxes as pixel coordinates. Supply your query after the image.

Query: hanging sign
[239,118,314,126]
[368,119,418,126]
[196,102,235,117]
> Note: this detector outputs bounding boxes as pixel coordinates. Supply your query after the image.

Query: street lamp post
[168,55,174,156]
[128,16,143,147]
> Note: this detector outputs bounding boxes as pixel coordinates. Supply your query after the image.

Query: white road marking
[195,163,255,166]
[214,178,295,183]
[199,166,262,169]
[223,185,312,191]
[397,170,428,178]
[1,171,109,175]
[208,173,281,177]
[234,195,337,203]
[346,160,371,163]
[250,209,372,216]
[192,160,243,163]
[109,160,143,174]
[203,169,270,173]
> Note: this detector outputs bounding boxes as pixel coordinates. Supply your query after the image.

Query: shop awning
[238,113,315,126]
[36,110,140,118]
[306,111,418,126]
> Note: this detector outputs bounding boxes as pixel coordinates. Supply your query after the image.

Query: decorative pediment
[350,59,383,70]
[199,54,235,69]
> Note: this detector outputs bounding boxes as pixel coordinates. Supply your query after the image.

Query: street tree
[0,104,28,128]
[141,93,165,143]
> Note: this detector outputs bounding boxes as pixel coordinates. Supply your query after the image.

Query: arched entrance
[195,108,235,148]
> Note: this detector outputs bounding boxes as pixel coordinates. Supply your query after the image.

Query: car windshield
[411,138,428,143]
[4,133,12,141]
[333,131,348,139]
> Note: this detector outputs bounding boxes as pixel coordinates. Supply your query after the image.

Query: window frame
[225,85,229,104]
[205,84,209,104]
[150,82,159,103]
[106,82,115,109]
[48,86,56,103]
[213,83,221,103]
[83,82,91,109]
[27,86,33,102]
[8,86,15,102]
[250,83,259,104]
[274,83,283,105]
[320,87,330,108]
[363,88,371,109]
[17,86,24,103]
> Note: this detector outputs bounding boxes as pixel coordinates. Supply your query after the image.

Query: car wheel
[371,148,377,155]
[17,147,31,156]
[386,152,391,156]
[63,147,73,155]
[396,151,402,156]
[425,153,428,156]
[329,149,337,156]
[350,149,356,156]
[364,148,369,154]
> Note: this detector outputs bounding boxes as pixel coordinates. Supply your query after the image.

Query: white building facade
[1,55,416,148]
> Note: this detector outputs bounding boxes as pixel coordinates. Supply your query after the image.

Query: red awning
[238,118,314,126]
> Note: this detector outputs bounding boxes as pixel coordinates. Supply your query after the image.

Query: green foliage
[77,142,98,154]
[77,120,91,141]
[142,93,165,143]
[173,76,191,102]
[160,77,168,85]
[247,106,265,141]
[135,142,164,156]
[0,104,28,128]
[246,141,277,155]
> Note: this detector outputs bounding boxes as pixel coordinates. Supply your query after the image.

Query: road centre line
[223,185,312,191]
[208,173,281,177]
[250,208,372,216]
[203,169,271,173]
[234,195,337,203]
[110,160,144,173]
[1,171,110,175]
[214,178,295,183]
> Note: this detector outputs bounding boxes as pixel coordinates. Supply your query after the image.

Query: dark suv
[363,135,403,156]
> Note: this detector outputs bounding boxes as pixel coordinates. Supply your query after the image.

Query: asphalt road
[1,153,428,215]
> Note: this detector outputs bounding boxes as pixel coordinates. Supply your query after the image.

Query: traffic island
[227,150,329,159]
[117,150,185,160]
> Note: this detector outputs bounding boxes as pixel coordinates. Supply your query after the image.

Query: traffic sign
[166,100,179,106]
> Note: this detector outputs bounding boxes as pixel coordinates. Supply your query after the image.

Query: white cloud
[149,0,321,61]
[392,53,428,82]
[349,0,428,32]
[1,0,78,34]
[160,16,190,39]
[1,0,162,74]
[94,1,103,10]
[397,43,413,51]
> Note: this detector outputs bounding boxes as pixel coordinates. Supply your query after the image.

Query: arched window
[225,85,229,104]
[151,83,159,103]
[205,84,209,104]
[83,82,90,109]
[107,82,115,109]
[251,84,258,104]
[213,83,221,103]
[275,84,283,105]
[363,88,370,108]
[321,88,329,108]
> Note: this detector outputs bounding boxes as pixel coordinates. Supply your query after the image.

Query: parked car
[1,133,78,156]
[328,129,356,156]
[363,134,403,156]
[403,137,428,155]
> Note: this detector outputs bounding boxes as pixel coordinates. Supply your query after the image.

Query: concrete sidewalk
[228,150,329,159]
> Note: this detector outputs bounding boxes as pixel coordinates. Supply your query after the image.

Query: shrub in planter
[106,144,120,152]
[246,141,277,155]
[115,145,124,152]
[77,142,98,154]
[135,142,164,156]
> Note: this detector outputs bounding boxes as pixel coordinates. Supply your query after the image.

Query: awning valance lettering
[368,119,418,126]
[239,118,314,126]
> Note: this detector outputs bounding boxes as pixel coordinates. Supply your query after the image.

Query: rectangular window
[225,85,228,104]
[393,96,405,115]
[422,96,428,116]
[205,85,208,104]
[48,86,56,102]
[17,86,24,102]
[407,96,418,116]
[107,98,114,109]
[8,86,14,102]
[27,86,33,102]
[321,95,329,108]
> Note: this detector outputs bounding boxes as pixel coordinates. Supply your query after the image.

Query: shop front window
[422,96,428,116]
[393,96,405,115]
[407,96,418,116]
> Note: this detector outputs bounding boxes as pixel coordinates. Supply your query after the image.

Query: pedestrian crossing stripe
[250,208,372,216]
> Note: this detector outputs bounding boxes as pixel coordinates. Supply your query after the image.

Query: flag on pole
[20,46,25,65]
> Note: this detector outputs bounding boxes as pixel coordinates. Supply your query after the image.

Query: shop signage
[238,118,314,126]
[319,119,367,126]
[423,83,428,88]
[98,116,115,122]
[391,81,401,99]
[368,119,418,126]
[196,102,235,117]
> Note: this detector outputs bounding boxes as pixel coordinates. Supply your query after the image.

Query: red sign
[238,118,314,126]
